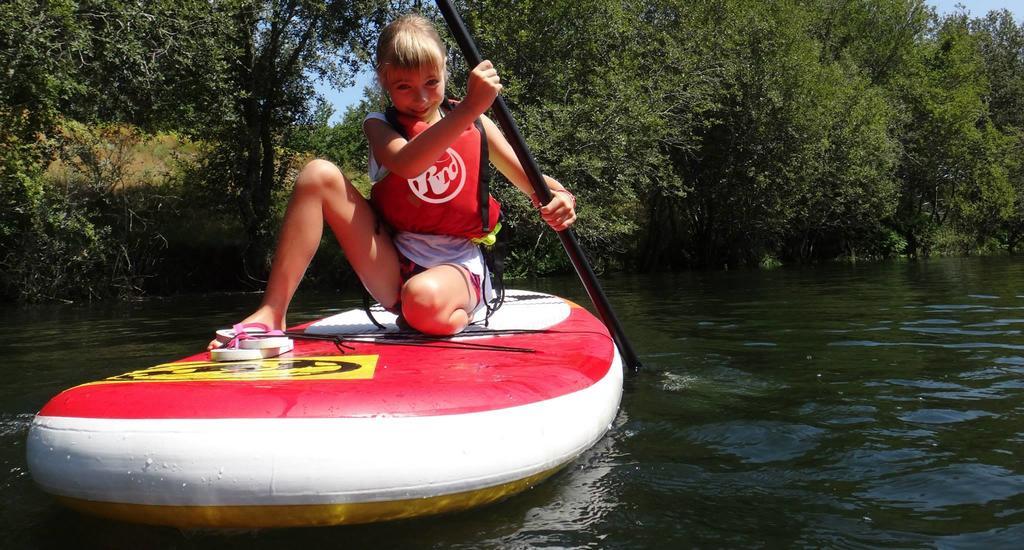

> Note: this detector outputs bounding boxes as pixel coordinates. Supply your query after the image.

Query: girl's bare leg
[401,264,480,335]
[209,159,401,348]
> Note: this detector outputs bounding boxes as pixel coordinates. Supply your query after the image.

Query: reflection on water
[3,256,1024,547]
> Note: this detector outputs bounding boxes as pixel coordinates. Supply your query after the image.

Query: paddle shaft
[435,0,642,371]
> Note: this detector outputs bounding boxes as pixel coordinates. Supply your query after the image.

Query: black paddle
[434,0,642,371]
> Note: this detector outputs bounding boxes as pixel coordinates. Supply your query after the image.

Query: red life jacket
[370,101,501,239]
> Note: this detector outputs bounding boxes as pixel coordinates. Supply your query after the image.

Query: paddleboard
[26,290,622,528]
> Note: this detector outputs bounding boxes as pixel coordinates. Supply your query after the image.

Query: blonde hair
[375,14,447,85]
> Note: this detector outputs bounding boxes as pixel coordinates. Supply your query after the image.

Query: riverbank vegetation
[2,0,1023,302]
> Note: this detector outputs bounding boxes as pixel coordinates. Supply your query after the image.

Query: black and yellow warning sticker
[93,355,378,383]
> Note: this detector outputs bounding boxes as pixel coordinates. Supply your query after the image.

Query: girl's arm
[364,109,478,180]
[481,115,577,231]
[364,61,502,179]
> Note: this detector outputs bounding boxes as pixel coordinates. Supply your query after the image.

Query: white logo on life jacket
[407,148,466,204]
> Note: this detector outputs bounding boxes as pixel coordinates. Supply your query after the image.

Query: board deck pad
[306,290,571,335]
[38,290,616,420]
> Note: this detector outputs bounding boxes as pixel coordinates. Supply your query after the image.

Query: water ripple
[969,318,1024,328]
[830,340,1024,351]
[685,421,826,464]
[902,319,959,325]
[798,403,878,426]
[923,388,1008,401]
[660,372,699,392]
[825,447,939,481]
[898,408,997,424]
[859,463,1024,511]
[939,524,1024,548]
[0,413,34,437]
[899,327,1020,337]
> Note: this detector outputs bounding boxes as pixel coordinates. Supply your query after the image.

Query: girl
[211,13,575,344]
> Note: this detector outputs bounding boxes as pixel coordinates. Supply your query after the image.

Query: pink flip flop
[214,322,271,345]
[210,323,293,362]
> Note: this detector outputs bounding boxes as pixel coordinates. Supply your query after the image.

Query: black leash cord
[283,331,536,354]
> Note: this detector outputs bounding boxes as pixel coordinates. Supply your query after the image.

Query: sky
[931,0,1022,20]
[316,70,375,123]
[314,1,1023,121]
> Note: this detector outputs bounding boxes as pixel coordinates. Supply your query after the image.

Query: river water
[3,256,1024,548]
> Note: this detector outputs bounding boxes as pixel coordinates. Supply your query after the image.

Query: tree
[972,10,1024,251]
[437,0,714,273]
[655,0,903,267]
[893,12,1014,255]
[1,0,231,301]
[192,0,387,276]
[972,9,1024,130]
[812,0,932,85]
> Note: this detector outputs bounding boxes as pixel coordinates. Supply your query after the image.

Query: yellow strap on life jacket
[470,222,502,247]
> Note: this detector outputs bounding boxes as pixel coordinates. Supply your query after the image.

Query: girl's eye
[426,79,440,87]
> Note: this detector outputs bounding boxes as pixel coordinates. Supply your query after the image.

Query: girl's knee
[400,279,461,335]
[296,159,345,193]
[401,277,444,312]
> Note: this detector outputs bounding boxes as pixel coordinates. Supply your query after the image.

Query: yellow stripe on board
[88,355,378,384]
[55,467,562,528]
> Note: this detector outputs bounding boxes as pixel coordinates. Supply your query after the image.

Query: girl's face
[384,65,446,123]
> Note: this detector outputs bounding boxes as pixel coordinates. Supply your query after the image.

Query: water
[3,256,1024,548]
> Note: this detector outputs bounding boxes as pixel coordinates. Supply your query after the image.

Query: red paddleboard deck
[27,290,623,528]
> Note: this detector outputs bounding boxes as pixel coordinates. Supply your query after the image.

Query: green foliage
[285,89,382,182]
[191,0,386,277]
[4,0,1024,301]
[5,173,110,302]
[972,10,1024,130]
[891,12,1017,256]
[812,0,933,84]
[971,10,1024,252]
[627,1,904,267]
[2,122,189,301]
[447,0,713,273]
